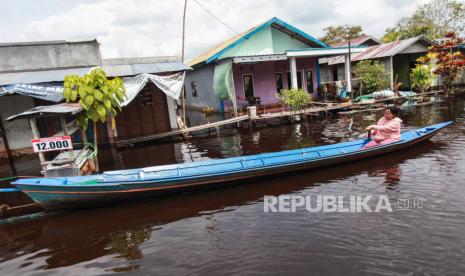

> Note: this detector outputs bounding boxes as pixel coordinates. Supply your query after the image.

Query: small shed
[102,57,189,141]
[320,36,436,90]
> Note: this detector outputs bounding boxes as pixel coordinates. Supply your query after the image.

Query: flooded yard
[1,99,465,275]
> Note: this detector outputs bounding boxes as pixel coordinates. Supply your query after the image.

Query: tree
[320,25,363,45]
[64,68,126,170]
[410,64,435,94]
[382,0,465,42]
[353,60,389,93]
[278,88,311,112]
[64,68,126,128]
[418,32,465,94]
[382,14,434,42]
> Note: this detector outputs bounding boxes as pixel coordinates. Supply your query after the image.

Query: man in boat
[363,106,402,148]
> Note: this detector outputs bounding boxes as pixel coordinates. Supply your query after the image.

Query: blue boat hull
[12,122,453,210]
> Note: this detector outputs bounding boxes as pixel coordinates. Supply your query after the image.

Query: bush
[353,60,389,93]
[278,88,311,111]
[410,63,435,93]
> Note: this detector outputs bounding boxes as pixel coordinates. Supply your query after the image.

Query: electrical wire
[191,0,240,35]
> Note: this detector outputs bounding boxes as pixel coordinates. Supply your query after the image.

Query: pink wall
[228,57,319,109]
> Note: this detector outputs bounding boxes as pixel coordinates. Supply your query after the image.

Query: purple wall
[228,57,319,109]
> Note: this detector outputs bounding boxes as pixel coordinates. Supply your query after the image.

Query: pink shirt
[372,117,402,141]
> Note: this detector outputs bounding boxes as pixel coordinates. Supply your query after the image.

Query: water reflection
[107,226,153,272]
[0,140,446,273]
[1,98,465,275]
[367,164,402,190]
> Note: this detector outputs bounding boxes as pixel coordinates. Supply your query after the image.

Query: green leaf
[79,86,87,98]
[70,90,78,101]
[104,98,112,109]
[63,88,71,102]
[97,105,106,118]
[85,95,94,106]
[95,90,103,101]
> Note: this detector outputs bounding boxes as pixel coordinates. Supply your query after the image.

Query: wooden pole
[93,121,99,172]
[59,117,74,158]
[348,40,353,102]
[181,0,188,126]
[0,115,16,176]
[28,118,45,169]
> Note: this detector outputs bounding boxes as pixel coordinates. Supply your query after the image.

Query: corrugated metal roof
[327,36,434,65]
[187,24,262,67]
[330,35,381,47]
[188,17,327,67]
[0,67,95,86]
[103,56,188,77]
[6,103,82,121]
[0,56,189,85]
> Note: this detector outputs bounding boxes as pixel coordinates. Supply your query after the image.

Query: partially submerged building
[0,39,101,158]
[320,35,381,82]
[102,57,186,141]
[185,17,364,113]
[320,36,436,90]
[0,40,188,161]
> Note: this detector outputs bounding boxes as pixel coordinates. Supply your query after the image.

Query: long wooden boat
[11,121,452,210]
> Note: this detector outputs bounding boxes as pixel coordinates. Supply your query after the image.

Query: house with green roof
[185,17,364,114]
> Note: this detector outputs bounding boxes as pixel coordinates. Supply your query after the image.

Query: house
[320,36,436,90]
[185,17,364,114]
[102,56,187,141]
[0,40,188,162]
[0,39,101,159]
[320,35,381,82]
[329,35,381,48]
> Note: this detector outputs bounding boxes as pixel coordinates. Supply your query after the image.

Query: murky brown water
[1,98,465,275]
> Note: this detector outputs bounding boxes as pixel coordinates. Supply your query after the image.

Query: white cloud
[2,0,427,61]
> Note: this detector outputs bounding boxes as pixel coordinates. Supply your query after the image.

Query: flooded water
[1,99,465,275]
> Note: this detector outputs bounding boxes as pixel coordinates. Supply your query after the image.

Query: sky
[0,0,429,61]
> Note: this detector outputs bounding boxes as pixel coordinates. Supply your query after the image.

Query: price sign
[32,136,73,153]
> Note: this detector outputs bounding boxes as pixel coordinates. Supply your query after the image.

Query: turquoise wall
[219,25,314,59]
[271,27,310,53]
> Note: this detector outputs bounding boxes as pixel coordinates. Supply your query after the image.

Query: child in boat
[363,106,402,148]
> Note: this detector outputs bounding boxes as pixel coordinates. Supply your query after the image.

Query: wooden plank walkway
[115,115,249,146]
[115,103,351,146]
[115,92,443,146]
[256,104,348,119]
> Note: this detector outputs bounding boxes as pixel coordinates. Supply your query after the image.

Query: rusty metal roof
[330,35,381,47]
[327,36,435,65]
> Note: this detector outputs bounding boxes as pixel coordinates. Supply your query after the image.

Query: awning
[0,83,65,102]
[121,72,185,106]
[6,103,83,121]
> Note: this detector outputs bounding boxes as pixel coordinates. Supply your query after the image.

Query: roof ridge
[188,17,327,67]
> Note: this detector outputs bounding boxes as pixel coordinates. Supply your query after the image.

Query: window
[190,81,198,97]
[306,70,314,93]
[276,73,283,93]
[287,72,303,89]
[243,74,254,100]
